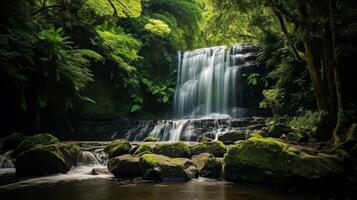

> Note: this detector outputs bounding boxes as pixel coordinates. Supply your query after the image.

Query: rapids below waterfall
[0,145,351,200]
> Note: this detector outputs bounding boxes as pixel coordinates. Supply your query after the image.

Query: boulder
[286,132,309,142]
[192,153,222,178]
[247,130,266,139]
[144,136,158,142]
[107,154,142,179]
[16,143,80,176]
[153,142,190,158]
[189,141,227,157]
[90,168,110,175]
[218,131,246,144]
[14,133,60,156]
[140,154,194,181]
[268,124,292,138]
[197,136,213,142]
[2,132,27,151]
[104,139,131,158]
[133,143,153,156]
[223,136,346,186]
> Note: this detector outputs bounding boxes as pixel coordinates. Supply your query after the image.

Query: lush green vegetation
[1,0,202,134]
[1,0,357,151]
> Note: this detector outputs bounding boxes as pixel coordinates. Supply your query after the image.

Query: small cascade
[124,117,267,141]
[77,151,100,166]
[0,150,15,168]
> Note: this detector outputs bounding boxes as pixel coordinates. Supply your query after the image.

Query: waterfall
[121,44,261,142]
[174,44,257,118]
[0,150,15,168]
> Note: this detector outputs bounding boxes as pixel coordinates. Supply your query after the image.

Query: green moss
[140,154,182,166]
[107,154,142,179]
[153,142,190,158]
[16,143,80,176]
[140,154,193,180]
[189,141,227,157]
[14,133,60,156]
[223,136,345,185]
[192,153,222,178]
[218,131,246,144]
[133,143,153,155]
[144,136,158,142]
[104,139,131,158]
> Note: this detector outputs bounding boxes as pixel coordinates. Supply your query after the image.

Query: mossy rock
[14,133,60,156]
[223,136,346,186]
[2,132,27,151]
[107,154,142,179]
[218,131,246,144]
[268,124,291,138]
[133,143,153,156]
[189,141,227,157]
[144,136,158,142]
[153,142,190,158]
[247,131,265,139]
[16,143,80,176]
[197,136,213,142]
[286,132,309,142]
[140,154,195,181]
[104,139,131,158]
[192,153,222,178]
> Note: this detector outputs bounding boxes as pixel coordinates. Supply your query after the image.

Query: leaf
[162,96,169,103]
[131,104,142,112]
[39,95,48,109]
[83,96,96,104]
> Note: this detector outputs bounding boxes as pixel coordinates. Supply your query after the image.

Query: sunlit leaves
[144,19,171,37]
[96,23,141,72]
[82,0,142,18]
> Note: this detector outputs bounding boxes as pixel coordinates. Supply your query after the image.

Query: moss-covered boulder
[153,142,190,158]
[107,154,142,179]
[14,133,60,156]
[197,136,213,142]
[104,139,131,158]
[286,132,309,142]
[268,124,291,138]
[133,143,153,156]
[144,136,158,142]
[218,131,246,144]
[189,141,227,157]
[223,136,346,186]
[192,153,222,178]
[16,143,80,176]
[140,154,194,181]
[2,132,27,151]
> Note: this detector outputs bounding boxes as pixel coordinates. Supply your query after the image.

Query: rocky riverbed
[1,125,357,199]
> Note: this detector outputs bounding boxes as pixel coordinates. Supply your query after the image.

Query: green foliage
[259,89,284,117]
[96,22,141,72]
[144,19,171,37]
[37,26,103,105]
[288,111,320,131]
[243,73,260,86]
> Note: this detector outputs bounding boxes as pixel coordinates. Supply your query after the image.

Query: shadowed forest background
[1,0,357,199]
[1,0,357,147]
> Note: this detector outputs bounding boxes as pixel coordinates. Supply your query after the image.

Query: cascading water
[174,44,257,118]
[0,150,15,168]
[122,44,262,142]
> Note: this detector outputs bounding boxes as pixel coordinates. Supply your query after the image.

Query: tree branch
[32,5,66,16]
